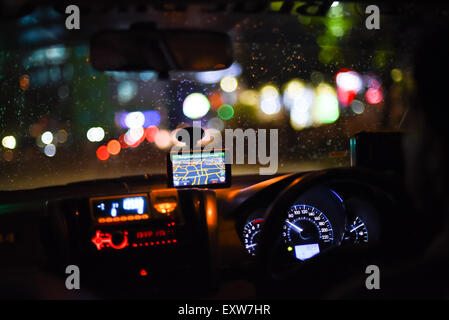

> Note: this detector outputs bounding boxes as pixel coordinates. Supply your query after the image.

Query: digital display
[170,152,227,187]
[294,243,320,261]
[91,195,149,223]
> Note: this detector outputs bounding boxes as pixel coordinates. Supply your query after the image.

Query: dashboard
[0,167,404,299]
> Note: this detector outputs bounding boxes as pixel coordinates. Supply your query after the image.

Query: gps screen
[169,152,228,187]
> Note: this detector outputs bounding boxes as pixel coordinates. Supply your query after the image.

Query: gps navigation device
[167,150,231,188]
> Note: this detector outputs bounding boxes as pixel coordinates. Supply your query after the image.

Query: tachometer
[242,219,263,256]
[343,216,369,245]
[283,205,333,261]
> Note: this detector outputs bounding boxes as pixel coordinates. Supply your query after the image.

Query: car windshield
[0,2,420,191]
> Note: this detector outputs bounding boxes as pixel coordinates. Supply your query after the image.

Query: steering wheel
[255,168,398,290]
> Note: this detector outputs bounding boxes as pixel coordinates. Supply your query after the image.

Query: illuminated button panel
[91,222,178,251]
[132,221,177,248]
[91,230,129,250]
[90,190,180,225]
[98,214,150,224]
[89,190,181,251]
[90,194,150,224]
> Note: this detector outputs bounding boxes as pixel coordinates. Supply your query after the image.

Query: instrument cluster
[240,186,380,261]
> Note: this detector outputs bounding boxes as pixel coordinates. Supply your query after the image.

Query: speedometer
[283,204,334,261]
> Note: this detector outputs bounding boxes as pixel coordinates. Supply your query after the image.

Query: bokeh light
[337,87,356,107]
[96,145,110,161]
[336,69,362,106]
[391,68,403,82]
[56,129,68,143]
[142,110,161,128]
[118,80,138,104]
[116,110,161,129]
[363,74,382,90]
[145,126,159,143]
[87,127,105,142]
[41,131,53,145]
[208,91,224,110]
[207,117,225,131]
[154,129,172,149]
[107,139,121,155]
[365,87,383,104]
[183,93,211,119]
[124,111,145,129]
[259,85,281,115]
[238,90,259,107]
[44,144,56,157]
[336,70,362,93]
[313,83,339,124]
[2,136,16,149]
[290,86,315,130]
[350,99,365,114]
[283,79,306,110]
[124,127,145,147]
[220,76,238,93]
[217,104,235,120]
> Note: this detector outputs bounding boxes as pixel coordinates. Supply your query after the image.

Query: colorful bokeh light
[220,76,238,93]
[87,127,105,142]
[313,83,339,124]
[145,126,159,143]
[183,93,211,119]
[217,104,234,120]
[365,87,383,104]
[154,129,172,149]
[2,136,16,150]
[96,145,110,161]
[107,139,121,155]
[260,85,281,115]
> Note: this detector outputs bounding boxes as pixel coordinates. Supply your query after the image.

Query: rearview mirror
[90,26,233,72]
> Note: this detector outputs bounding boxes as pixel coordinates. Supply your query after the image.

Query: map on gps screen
[171,152,227,187]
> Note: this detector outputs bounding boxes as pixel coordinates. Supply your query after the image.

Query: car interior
[0,0,448,300]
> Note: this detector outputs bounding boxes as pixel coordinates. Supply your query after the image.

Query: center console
[47,187,218,297]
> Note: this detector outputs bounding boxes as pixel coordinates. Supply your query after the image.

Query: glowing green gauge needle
[287,220,304,233]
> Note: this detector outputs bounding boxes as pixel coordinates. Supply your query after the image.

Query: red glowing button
[91,230,129,251]
[140,269,148,276]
